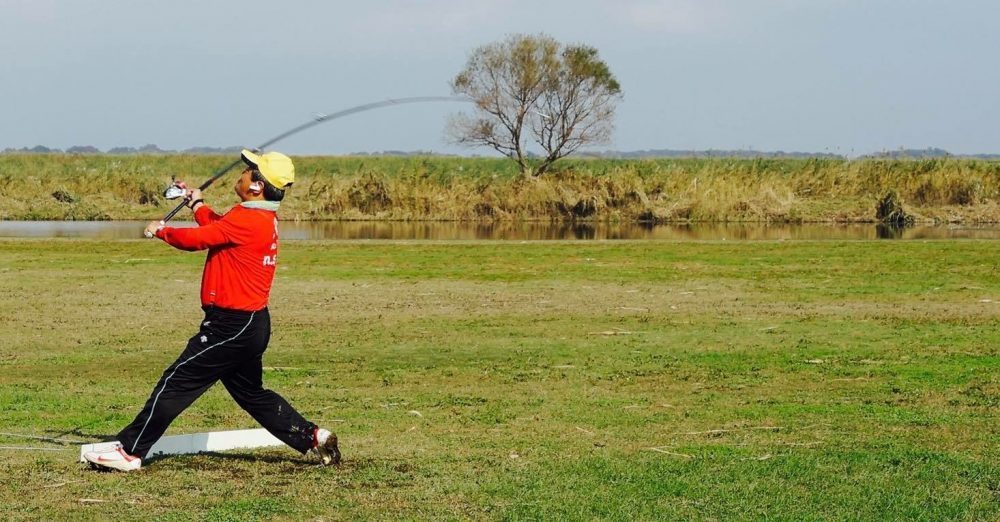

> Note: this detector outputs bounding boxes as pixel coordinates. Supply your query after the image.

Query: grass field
[0,238,997,520]
[2,154,999,223]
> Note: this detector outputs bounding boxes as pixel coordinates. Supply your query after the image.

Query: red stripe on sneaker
[118,448,138,462]
[97,448,137,462]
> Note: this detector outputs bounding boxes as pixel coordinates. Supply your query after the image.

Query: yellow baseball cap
[241,149,295,188]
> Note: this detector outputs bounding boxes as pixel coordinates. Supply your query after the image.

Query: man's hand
[187,188,204,208]
[144,220,164,239]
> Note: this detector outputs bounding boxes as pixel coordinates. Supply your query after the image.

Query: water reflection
[875,224,905,240]
[0,220,997,240]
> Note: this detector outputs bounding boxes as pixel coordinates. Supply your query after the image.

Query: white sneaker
[312,428,341,466]
[84,444,142,472]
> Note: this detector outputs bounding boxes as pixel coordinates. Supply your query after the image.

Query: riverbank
[3,220,1000,241]
[1,154,998,222]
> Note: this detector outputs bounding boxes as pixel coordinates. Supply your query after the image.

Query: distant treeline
[1,154,998,223]
[5,145,1000,160]
[582,147,1000,160]
[3,144,245,155]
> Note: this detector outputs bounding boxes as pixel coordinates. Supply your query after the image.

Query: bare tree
[449,34,622,177]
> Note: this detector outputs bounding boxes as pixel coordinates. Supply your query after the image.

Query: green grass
[1,154,999,222]
[0,238,997,520]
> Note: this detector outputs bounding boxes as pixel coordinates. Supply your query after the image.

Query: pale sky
[1,0,997,156]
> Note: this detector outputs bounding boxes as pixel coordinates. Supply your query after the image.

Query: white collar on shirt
[240,201,281,211]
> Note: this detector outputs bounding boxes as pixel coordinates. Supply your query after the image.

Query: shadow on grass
[49,415,121,443]
[43,428,116,445]
[146,450,308,466]
[146,451,384,470]
[145,452,412,487]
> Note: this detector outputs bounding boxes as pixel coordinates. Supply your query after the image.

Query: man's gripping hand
[187,188,204,209]
[144,220,164,239]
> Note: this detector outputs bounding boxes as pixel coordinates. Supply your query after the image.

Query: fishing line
[0,446,71,452]
[0,431,87,445]
[154,96,472,228]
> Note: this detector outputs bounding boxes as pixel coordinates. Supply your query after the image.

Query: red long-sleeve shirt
[155,203,279,311]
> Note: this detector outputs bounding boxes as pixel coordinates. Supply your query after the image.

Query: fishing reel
[163,179,189,200]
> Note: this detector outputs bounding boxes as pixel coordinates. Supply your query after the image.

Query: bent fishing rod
[148,96,471,236]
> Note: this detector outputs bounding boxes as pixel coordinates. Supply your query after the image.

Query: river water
[0,220,998,240]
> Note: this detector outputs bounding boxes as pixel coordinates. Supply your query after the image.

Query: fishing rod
[147,96,471,236]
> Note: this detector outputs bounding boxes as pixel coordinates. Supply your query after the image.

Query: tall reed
[1,155,997,222]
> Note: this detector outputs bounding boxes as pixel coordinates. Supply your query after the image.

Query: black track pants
[117,307,316,459]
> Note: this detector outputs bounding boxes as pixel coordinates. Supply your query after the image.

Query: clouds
[2,0,58,23]
[0,1,998,154]
[609,0,735,35]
